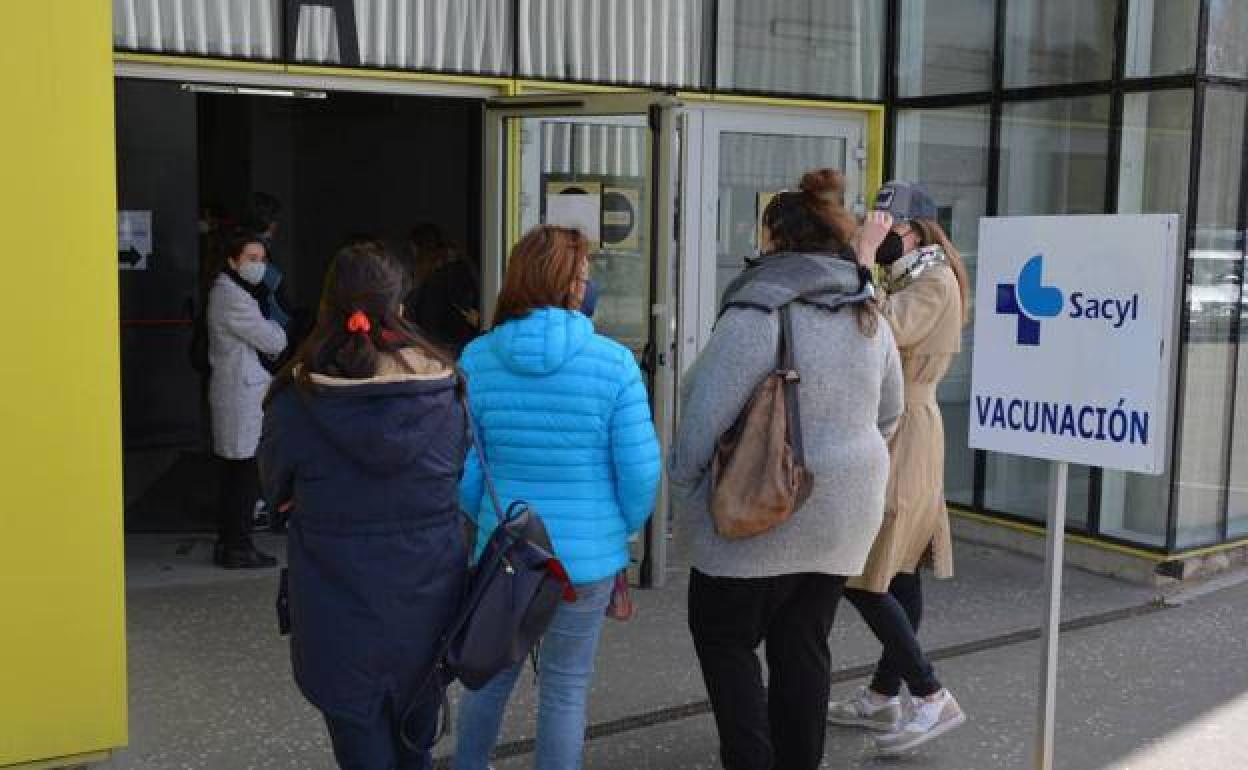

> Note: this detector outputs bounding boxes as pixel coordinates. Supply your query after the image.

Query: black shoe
[212,542,226,566]
[219,546,278,570]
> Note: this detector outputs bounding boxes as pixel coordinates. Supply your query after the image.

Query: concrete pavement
[103,534,1248,769]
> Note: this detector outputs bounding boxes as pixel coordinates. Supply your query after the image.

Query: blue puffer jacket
[459,307,661,585]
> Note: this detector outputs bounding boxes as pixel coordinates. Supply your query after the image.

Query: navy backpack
[401,397,574,748]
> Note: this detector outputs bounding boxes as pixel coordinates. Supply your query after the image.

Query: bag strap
[399,385,518,752]
[458,384,518,526]
[777,305,806,466]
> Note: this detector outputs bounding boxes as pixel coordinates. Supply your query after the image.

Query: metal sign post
[1035,461,1068,770]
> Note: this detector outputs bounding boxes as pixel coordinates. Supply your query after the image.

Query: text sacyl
[1068,292,1139,329]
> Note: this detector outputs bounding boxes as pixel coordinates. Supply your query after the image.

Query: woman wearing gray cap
[827,180,971,755]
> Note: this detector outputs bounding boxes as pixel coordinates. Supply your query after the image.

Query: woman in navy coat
[259,242,468,770]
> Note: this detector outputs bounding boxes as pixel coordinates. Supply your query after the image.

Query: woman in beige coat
[827,181,970,756]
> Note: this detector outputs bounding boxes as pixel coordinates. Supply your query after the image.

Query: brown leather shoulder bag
[710,304,814,539]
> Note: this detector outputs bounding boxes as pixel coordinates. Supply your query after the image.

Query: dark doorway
[116,78,482,533]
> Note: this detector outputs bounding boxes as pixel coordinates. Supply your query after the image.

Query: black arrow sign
[120,247,146,268]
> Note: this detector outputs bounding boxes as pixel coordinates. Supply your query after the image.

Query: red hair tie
[346,310,372,335]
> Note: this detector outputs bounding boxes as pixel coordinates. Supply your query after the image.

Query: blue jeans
[453,577,614,770]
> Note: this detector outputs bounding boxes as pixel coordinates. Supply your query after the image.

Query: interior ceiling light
[179,83,327,99]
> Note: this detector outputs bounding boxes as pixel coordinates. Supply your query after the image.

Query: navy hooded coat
[258,349,469,727]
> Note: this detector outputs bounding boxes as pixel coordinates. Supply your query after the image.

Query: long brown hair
[909,218,971,325]
[761,169,879,336]
[493,225,589,328]
[267,243,449,401]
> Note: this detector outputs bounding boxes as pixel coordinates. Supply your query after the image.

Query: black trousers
[216,456,258,550]
[844,572,941,698]
[688,569,847,770]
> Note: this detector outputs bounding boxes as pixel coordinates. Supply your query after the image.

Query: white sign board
[545,194,601,244]
[118,210,152,270]
[968,215,1180,474]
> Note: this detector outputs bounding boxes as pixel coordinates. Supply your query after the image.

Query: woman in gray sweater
[670,170,903,770]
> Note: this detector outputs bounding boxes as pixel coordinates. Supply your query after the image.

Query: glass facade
[1208,0,1248,78]
[715,0,884,98]
[1105,89,1194,546]
[1125,0,1199,78]
[715,133,849,300]
[1175,88,1246,546]
[1003,0,1116,88]
[518,0,708,86]
[998,97,1111,216]
[894,106,990,505]
[897,0,995,97]
[114,0,280,58]
[890,0,1248,554]
[986,95,1112,526]
[112,1,1248,555]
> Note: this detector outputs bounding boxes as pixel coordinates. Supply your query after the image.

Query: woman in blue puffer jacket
[454,225,661,770]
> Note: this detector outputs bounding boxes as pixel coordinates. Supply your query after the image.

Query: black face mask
[876,231,907,266]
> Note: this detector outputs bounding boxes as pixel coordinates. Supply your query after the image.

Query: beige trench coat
[848,262,962,593]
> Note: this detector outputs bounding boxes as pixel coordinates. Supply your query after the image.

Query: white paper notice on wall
[118,210,152,270]
[545,194,601,245]
[968,214,1182,474]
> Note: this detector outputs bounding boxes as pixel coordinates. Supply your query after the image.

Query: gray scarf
[720,251,876,315]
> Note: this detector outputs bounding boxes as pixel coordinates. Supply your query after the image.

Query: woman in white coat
[208,230,287,568]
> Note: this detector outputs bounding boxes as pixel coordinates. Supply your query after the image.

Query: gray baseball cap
[873,180,938,222]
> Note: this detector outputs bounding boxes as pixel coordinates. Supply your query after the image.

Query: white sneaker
[827,686,903,732]
[874,689,967,755]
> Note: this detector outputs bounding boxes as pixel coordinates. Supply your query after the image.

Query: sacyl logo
[996,255,1142,346]
[997,255,1063,345]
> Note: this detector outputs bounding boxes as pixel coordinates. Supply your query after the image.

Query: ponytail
[266,243,449,403]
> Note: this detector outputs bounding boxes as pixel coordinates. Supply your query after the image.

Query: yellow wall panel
[0,1,127,765]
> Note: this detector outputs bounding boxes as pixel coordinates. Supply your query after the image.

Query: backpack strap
[399,385,523,752]
[459,385,513,526]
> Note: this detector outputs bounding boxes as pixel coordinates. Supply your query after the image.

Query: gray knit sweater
[669,252,903,579]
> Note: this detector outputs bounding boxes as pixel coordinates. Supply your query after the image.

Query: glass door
[678,106,868,365]
[482,92,680,587]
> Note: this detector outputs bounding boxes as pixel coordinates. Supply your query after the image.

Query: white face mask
[237,261,267,286]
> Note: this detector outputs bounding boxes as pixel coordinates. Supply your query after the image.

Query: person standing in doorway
[453,225,660,770]
[827,180,970,755]
[402,223,481,355]
[260,243,468,769]
[239,192,299,533]
[240,192,293,346]
[207,230,287,568]
[670,170,903,770]
[240,191,282,261]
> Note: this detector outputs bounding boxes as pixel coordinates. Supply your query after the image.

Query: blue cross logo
[997,255,1064,346]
